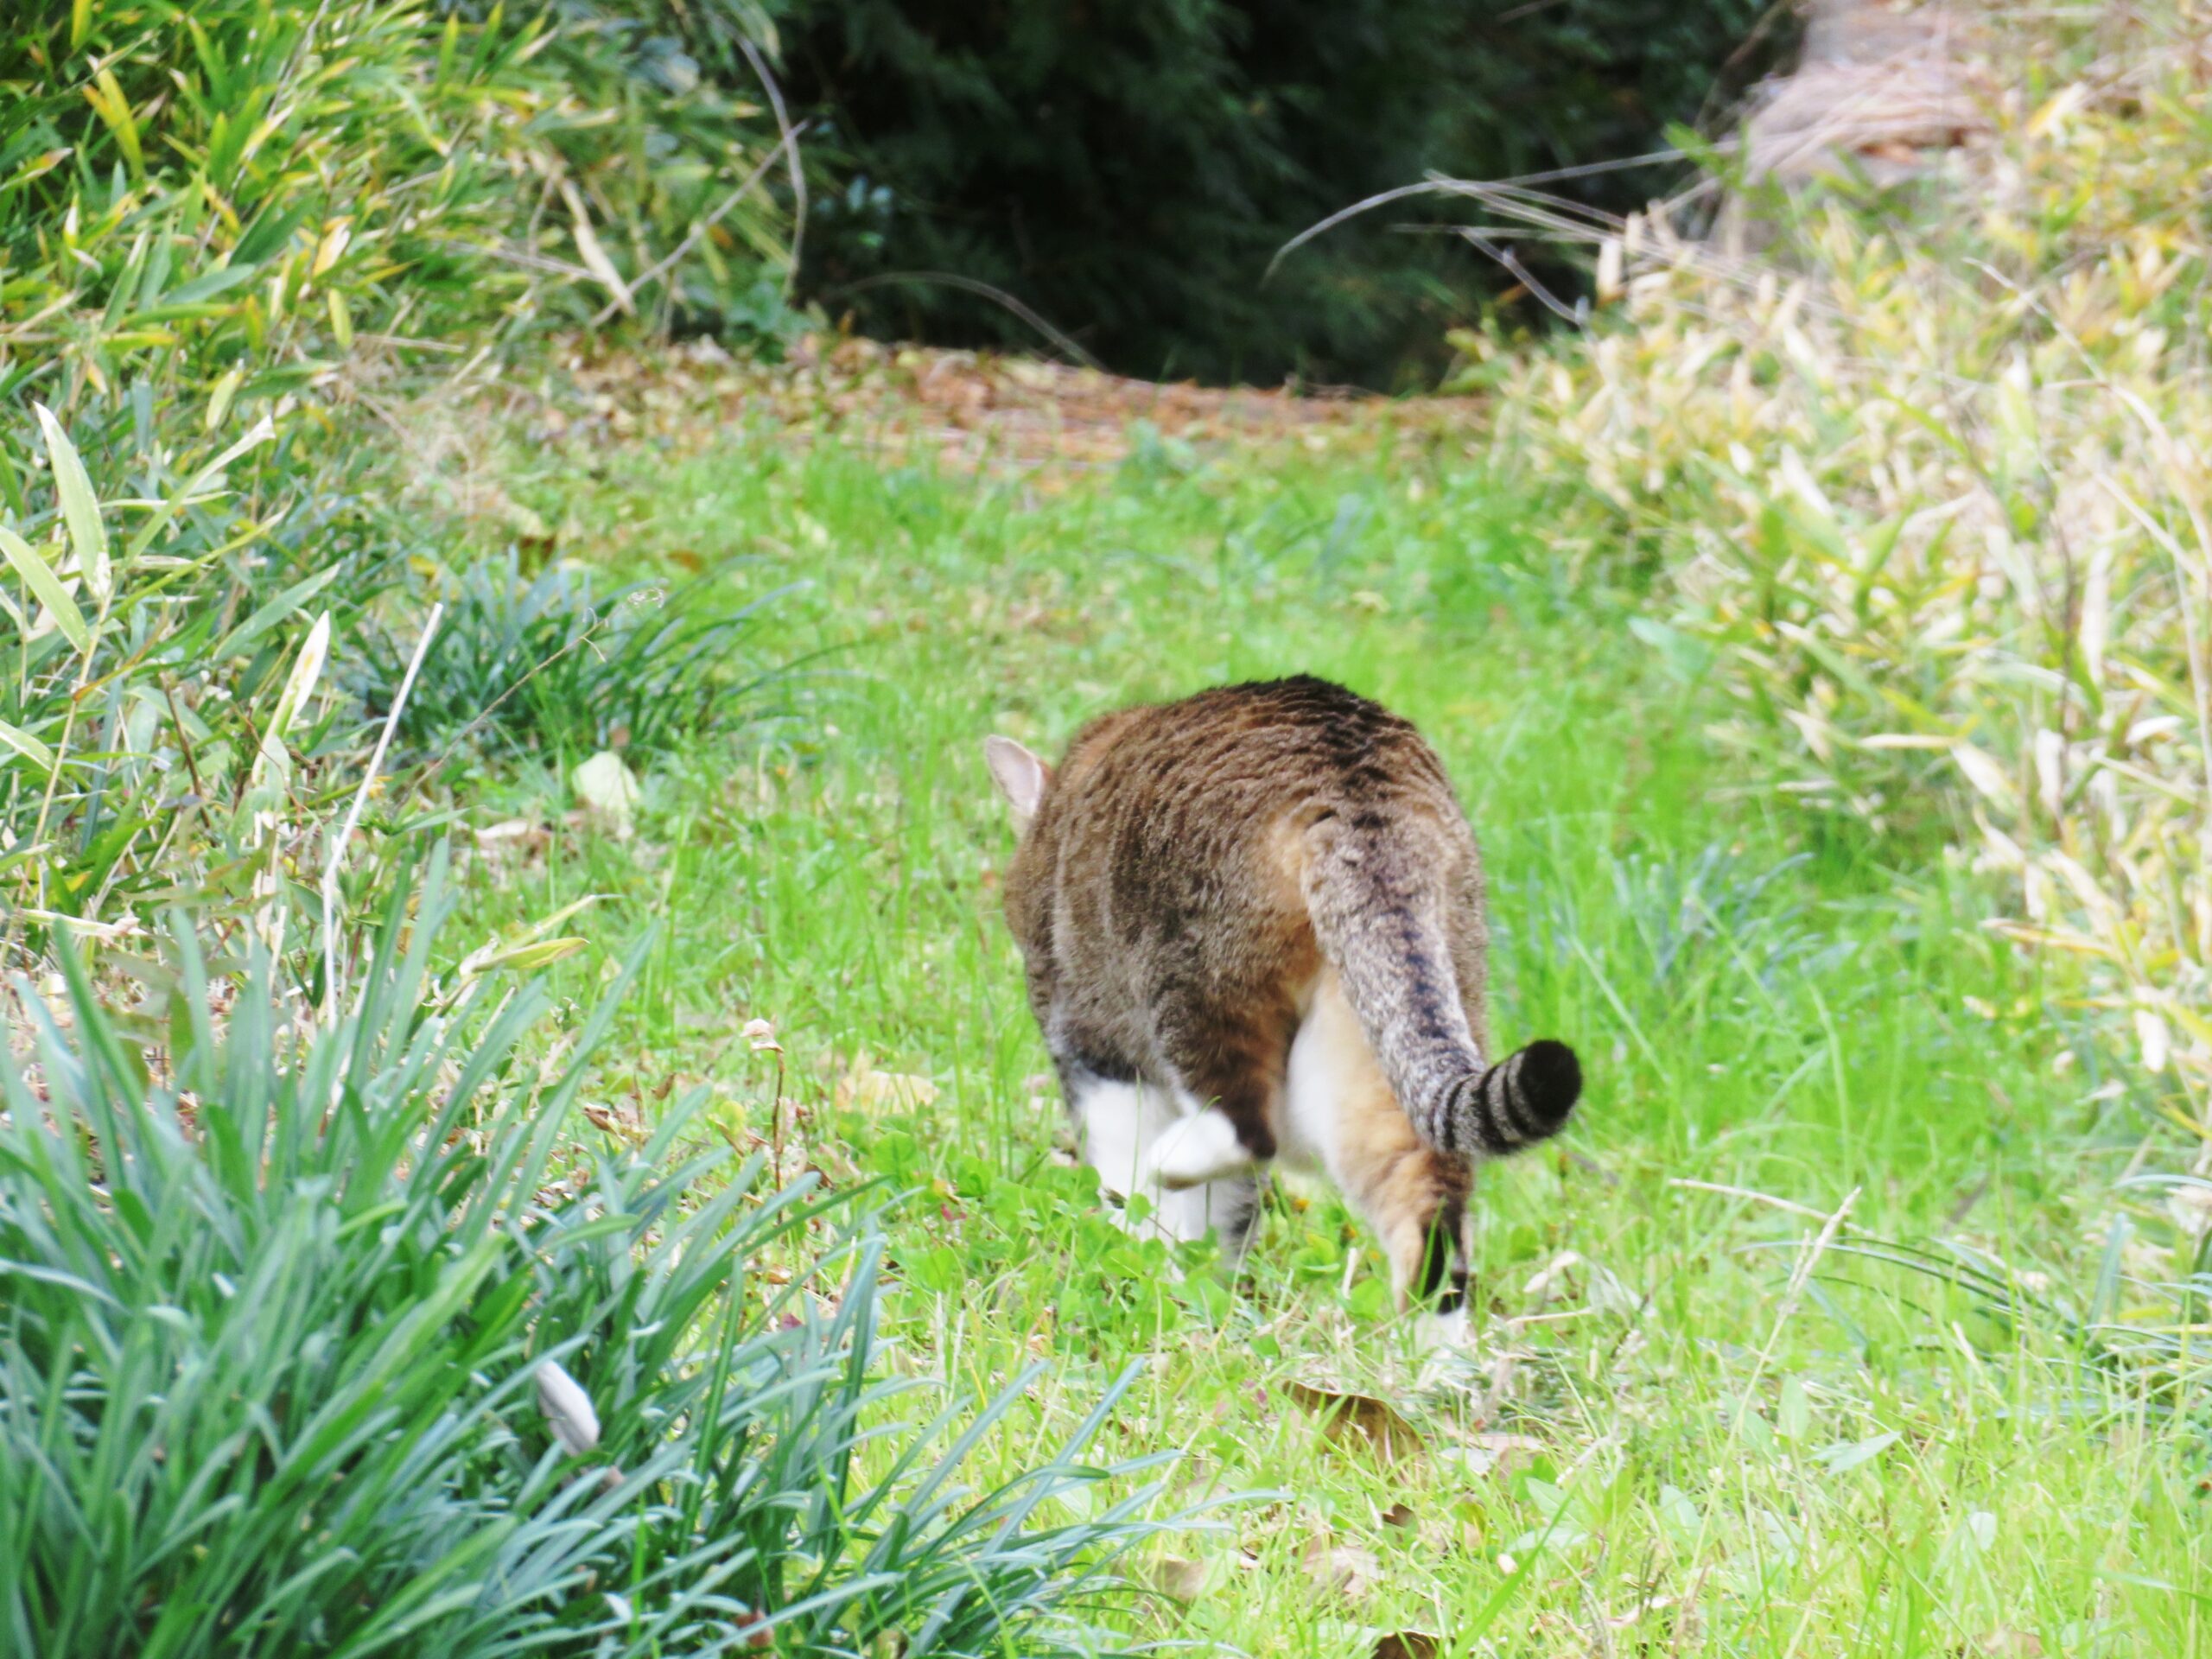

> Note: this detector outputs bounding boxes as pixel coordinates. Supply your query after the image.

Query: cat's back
[1008,677,1463,949]
[1058,676,1451,819]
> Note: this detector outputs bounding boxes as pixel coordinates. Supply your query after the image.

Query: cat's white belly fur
[1279,969,1372,1185]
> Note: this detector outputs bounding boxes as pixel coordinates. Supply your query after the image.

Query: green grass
[429,415,2211,1657]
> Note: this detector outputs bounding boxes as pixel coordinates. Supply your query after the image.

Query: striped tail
[1304,819,1580,1158]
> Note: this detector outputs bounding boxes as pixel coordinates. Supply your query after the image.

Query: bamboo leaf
[126,416,276,563]
[213,564,340,661]
[86,69,145,179]
[561,180,633,315]
[33,404,111,608]
[0,717,57,774]
[0,527,92,656]
[250,610,332,791]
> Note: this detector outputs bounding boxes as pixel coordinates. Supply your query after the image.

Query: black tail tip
[1517,1039,1582,1134]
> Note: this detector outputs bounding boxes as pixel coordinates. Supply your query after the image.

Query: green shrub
[0,404,334,942]
[0,0,797,956]
[0,0,791,454]
[1469,12,2212,1142]
[354,551,798,763]
[760,0,1779,385]
[0,855,1172,1656]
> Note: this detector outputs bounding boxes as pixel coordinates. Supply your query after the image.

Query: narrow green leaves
[33,404,110,610]
[0,527,92,656]
[0,717,57,774]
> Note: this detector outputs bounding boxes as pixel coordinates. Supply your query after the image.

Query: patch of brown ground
[499,333,1479,480]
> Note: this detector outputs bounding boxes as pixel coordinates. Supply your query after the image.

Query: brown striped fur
[987,677,1582,1315]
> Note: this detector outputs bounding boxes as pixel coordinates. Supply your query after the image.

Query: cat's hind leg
[1287,969,1475,1325]
[1069,1076,1262,1252]
[1141,1106,1255,1191]
[1071,1076,1177,1205]
[1152,1170,1262,1254]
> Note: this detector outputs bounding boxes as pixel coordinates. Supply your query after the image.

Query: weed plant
[0,855,1172,1656]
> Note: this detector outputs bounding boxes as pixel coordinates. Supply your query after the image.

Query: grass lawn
[432,397,2209,1657]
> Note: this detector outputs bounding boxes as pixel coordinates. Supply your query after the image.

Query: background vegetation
[10,0,2212,1654]
[769,0,1782,384]
[0,2,1157,1650]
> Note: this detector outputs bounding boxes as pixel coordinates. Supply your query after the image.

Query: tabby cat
[986,676,1582,1330]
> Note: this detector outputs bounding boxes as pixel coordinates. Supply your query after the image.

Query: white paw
[1141,1109,1255,1192]
[1414,1306,1471,1353]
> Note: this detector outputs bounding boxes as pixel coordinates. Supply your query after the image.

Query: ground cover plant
[0,858,1171,1656]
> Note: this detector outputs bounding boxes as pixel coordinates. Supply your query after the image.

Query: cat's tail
[1303,818,1580,1159]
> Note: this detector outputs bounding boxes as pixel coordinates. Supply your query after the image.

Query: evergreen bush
[766,0,1783,385]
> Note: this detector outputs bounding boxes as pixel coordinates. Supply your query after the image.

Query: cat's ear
[983,735,1050,827]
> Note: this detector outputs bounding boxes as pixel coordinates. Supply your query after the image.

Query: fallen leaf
[1372,1636,1442,1659]
[474,817,547,855]
[1380,1501,1417,1530]
[836,1060,939,1111]
[1300,1535,1378,1602]
[1521,1249,1583,1303]
[1441,1431,1545,1478]
[2165,1182,2212,1238]
[1147,1554,1210,1602]
[581,1100,645,1140]
[1284,1381,1422,1461]
[572,750,641,839]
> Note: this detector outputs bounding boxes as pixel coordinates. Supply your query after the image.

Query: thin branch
[321,601,441,1017]
[819,271,1103,372]
[738,34,808,302]
[591,124,807,328]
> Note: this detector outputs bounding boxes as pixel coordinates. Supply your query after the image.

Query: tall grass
[354,550,800,763]
[1460,3,2212,1167]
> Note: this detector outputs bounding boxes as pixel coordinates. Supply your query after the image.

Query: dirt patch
[492,333,1478,480]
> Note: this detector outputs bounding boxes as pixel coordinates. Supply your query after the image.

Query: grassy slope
[447,414,2207,1656]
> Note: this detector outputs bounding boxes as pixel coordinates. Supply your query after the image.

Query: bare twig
[590,124,807,328]
[321,602,442,1017]
[1668,1178,1840,1224]
[738,35,808,302]
[819,271,1104,372]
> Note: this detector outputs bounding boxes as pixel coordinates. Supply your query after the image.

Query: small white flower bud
[536,1359,601,1457]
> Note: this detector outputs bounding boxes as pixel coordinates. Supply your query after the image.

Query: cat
[985,675,1581,1332]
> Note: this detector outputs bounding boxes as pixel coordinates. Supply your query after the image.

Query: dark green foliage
[766,0,1783,385]
[355,553,798,763]
[0,860,1172,1656]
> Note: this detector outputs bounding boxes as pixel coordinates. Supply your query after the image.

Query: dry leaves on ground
[1282,1381,1424,1463]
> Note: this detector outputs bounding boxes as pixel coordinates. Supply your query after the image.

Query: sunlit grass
[430,418,2211,1656]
